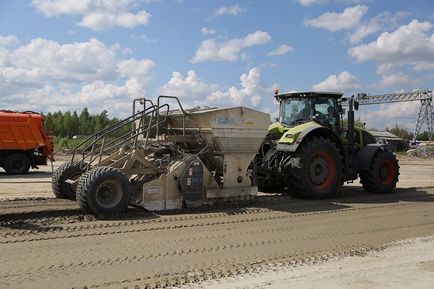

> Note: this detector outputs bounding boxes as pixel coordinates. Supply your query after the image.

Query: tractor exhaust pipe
[347,96,355,146]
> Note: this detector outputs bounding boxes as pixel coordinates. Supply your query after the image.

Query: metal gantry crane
[352,90,433,144]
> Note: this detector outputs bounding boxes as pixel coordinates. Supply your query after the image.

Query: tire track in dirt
[1,196,432,244]
[1,187,434,289]
[3,217,433,278]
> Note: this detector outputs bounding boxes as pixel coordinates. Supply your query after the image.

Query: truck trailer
[0,110,54,174]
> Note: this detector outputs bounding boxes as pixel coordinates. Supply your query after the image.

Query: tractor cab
[275,91,343,135]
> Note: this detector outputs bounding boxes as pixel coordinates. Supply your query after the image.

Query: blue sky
[0,0,433,131]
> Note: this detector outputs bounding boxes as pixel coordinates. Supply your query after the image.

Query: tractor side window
[280,99,311,125]
[362,130,376,145]
[313,97,339,132]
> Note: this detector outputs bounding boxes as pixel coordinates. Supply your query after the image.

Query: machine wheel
[4,153,31,175]
[52,161,86,199]
[76,167,131,215]
[360,150,399,193]
[290,136,342,198]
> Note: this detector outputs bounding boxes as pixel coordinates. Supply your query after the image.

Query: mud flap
[356,144,386,171]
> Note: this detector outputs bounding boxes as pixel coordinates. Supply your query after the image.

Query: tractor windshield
[280,98,311,126]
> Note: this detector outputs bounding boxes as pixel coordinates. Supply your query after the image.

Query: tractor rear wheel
[4,153,30,175]
[76,167,131,215]
[52,161,86,199]
[360,150,399,193]
[290,136,342,199]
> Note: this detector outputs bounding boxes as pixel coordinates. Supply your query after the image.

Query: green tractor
[256,91,399,198]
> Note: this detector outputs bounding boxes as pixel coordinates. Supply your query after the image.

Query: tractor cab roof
[274,91,343,101]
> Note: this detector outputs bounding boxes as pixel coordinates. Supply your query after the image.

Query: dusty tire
[76,167,131,215]
[360,150,399,193]
[290,136,342,199]
[4,153,31,175]
[52,161,86,199]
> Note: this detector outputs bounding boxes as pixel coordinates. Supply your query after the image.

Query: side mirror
[354,101,359,111]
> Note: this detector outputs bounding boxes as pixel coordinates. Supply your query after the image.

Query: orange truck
[0,110,54,174]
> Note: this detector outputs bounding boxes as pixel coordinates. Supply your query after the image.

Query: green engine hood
[268,121,322,145]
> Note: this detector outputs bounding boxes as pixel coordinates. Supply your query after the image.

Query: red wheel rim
[308,151,335,190]
[380,159,394,185]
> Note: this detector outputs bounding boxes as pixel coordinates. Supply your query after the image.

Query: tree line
[386,125,431,142]
[43,108,128,138]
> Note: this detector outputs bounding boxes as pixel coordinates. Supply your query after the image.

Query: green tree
[52,111,64,136]
[79,107,91,135]
[417,131,431,141]
[44,112,55,132]
[71,111,80,137]
[342,118,366,129]
[63,111,72,138]
[94,110,108,132]
[387,125,412,140]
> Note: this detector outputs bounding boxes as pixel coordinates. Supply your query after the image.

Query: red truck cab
[0,110,54,174]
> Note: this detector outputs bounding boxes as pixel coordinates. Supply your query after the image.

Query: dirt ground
[187,236,434,289]
[0,155,433,288]
[0,155,432,200]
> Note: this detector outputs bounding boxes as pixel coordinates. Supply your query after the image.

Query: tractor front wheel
[76,167,131,215]
[290,136,342,199]
[360,150,399,193]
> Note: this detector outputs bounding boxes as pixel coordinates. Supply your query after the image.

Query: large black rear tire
[290,136,342,199]
[76,167,131,215]
[4,153,31,175]
[52,161,86,199]
[360,150,399,193]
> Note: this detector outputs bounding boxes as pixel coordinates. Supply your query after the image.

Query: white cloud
[31,0,151,31]
[1,38,119,83]
[159,70,218,101]
[362,102,420,131]
[312,71,361,92]
[376,72,410,88]
[131,34,157,43]
[159,68,265,108]
[298,0,324,6]
[371,64,418,89]
[2,80,145,117]
[192,31,271,63]
[77,11,151,30]
[117,58,154,79]
[0,36,154,116]
[348,11,408,44]
[212,5,245,17]
[208,68,264,107]
[201,27,216,35]
[349,20,434,71]
[267,44,294,56]
[0,35,19,47]
[304,5,368,31]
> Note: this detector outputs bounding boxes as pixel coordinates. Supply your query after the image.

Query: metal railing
[71,97,173,170]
